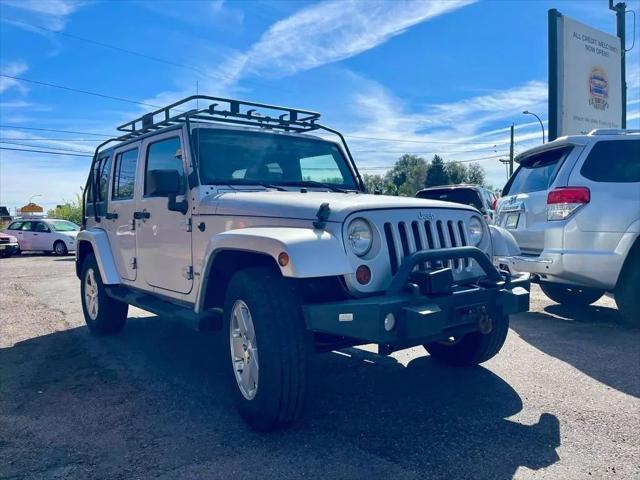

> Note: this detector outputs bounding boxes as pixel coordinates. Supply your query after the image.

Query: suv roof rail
[115,95,321,141]
[587,128,640,136]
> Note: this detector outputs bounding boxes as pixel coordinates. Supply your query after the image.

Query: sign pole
[509,123,515,177]
[548,9,560,141]
[609,1,627,128]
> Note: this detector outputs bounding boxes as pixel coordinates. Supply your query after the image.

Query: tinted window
[97,154,112,202]
[33,222,49,232]
[145,137,185,195]
[113,148,139,200]
[194,128,357,188]
[7,221,23,230]
[580,140,640,182]
[504,147,573,195]
[417,188,483,210]
[50,220,79,232]
[19,222,32,231]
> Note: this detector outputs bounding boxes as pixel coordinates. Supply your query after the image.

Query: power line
[0,125,112,137]
[345,134,506,146]
[0,74,162,109]
[0,141,94,154]
[0,146,92,157]
[0,137,100,141]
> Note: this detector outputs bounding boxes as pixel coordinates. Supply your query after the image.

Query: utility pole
[509,123,515,177]
[609,1,627,128]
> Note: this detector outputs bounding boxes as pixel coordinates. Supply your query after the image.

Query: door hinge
[130,218,136,230]
[183,266,193,280]
[130,257,137,270]
[184,217,192,232]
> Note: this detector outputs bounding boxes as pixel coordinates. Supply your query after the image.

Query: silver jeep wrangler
[76,96,529,430]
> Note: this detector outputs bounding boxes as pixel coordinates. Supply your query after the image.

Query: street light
[522,110,545,144]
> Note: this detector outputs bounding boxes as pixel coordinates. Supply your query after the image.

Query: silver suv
[496,129,639,325]
[76,96,529,430]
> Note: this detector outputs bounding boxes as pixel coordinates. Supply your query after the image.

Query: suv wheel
[223,266,309,431]
[423,314,509,366]
[54,240,68,256]
[615,250,640,327]
[80,253,128,335]
[540,282,604,306]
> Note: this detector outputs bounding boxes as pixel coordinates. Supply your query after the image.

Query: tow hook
[478,306,493,334]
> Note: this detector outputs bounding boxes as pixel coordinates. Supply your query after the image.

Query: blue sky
[1,0,638,211]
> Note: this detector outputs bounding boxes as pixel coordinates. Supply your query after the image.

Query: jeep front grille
[383,220,471,275]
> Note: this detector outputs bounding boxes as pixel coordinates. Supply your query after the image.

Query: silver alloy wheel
[84,268,99,321]
[229,299,259,400]
[55,242,66,255]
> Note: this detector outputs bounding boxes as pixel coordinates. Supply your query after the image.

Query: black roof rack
[115,95,321,142]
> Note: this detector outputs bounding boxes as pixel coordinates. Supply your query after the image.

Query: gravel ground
[1,254,638,479]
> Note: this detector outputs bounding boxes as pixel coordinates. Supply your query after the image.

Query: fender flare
[489,225,521,258]
[195,227,352,312]
[76,229,120,284]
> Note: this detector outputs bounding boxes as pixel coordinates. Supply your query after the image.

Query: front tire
[54,240,68,256]
[80,253,128,335]
[223,266,309,431]
[615,250,640,327]
[540,282,604,306]
[424,314,509,366]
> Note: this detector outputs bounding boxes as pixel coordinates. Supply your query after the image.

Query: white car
[6,218,79,255]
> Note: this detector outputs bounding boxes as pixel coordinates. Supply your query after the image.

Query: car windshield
[193,128,358,189]
[49,220,80,232]
[417,188,484,210]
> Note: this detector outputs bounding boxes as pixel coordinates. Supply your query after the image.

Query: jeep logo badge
[418,211,435,221]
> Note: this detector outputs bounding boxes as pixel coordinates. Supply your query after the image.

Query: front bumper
[0,243,20,255]
[303,247,530,346]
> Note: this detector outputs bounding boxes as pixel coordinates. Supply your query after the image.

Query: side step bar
[105,285,222,331]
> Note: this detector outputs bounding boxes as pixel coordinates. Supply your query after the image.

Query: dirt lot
[1,254,639,480]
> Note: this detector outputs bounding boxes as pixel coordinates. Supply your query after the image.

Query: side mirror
[147,169,181,196]
[147,169,188,214]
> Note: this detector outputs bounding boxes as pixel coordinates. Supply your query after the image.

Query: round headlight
[468,216,484,246]
[347,218,373,257]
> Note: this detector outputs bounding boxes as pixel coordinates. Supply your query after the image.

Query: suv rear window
[417,188,483,210]
[503,146,573,195]
[580,139,640,182]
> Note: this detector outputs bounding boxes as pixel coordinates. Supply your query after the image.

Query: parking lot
[0,254,638,480]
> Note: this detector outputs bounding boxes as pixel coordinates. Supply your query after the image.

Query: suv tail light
[491,198,497,210]
[547,187,590,221]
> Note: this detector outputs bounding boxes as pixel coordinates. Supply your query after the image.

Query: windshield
[49,220,80,232]
[417,188,483,210]
[503,146,573,196]
[193,128,358,189]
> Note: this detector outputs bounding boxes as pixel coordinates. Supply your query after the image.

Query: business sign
[548,10,622,140]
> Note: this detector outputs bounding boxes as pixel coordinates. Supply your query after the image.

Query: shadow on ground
[511,302,640,398]
[0,315,560,479]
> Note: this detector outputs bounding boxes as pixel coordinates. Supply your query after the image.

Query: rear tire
[223,266,309,431]
[540,282,603,306]
[80,253,128,335]
[54,240,68,256]
[424,314,510,366]
[615,251,640,327]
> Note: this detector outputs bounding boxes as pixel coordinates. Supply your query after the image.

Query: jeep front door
[106,146,140,281]
[136,132,193,294]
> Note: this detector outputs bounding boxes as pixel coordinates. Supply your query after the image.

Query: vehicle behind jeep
[416,185,498,223]
[76,96,529,430]
[496,129,640,325]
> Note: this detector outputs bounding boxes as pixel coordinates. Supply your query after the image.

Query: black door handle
[133,211,150,220]
[105,212,118,220]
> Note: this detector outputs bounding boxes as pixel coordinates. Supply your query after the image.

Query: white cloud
[0,0,84,31]
[222,0,475,86]
[0,61,28,94]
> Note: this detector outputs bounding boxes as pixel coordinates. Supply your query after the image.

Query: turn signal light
[278,251,290,267]
[547,187,590,221]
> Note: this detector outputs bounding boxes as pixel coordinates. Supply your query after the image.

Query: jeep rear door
[136,131,193,294]
[497,146,574,254]
[106,146,140,281]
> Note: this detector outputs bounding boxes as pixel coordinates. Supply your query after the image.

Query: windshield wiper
[223,180,288,191]
[285,180,349,193]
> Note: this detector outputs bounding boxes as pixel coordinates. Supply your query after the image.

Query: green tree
[425,155,449,187]
[47,192,83,225]
[363,174,397,195]
[445,161,468,184]
[467,162,486,186]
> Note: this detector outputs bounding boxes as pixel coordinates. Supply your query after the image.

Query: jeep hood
[197,190,475,222]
